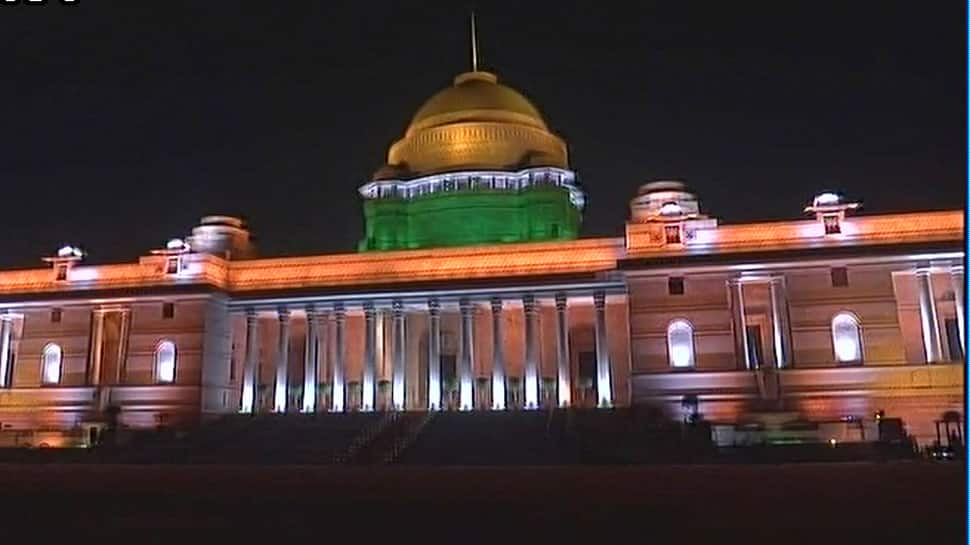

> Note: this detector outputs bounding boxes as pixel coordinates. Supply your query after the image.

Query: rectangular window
[229,342,237,381]
[55,264,68,281]
[823,214,841,234]
[166,257,179,274]
[3,347,13,389]
[50,308,62,323]
[162,303,175,320]
[831,267,849,287]
[664,224,681,244]
[745,325,764,369]
[945,318,963,361]
[668,277,685,295]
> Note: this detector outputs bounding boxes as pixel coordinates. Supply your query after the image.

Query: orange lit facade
[0,199,962,446]
[0,67,963,448]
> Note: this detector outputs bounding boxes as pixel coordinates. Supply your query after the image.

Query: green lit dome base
[358,185,581,252]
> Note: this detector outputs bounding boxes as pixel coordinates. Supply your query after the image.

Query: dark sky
[1,1,964,267]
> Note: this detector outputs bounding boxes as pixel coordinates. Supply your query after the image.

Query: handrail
[333,412,396,464]
[385,412,435,464]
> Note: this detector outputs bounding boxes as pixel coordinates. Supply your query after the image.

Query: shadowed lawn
[0,462,959,543]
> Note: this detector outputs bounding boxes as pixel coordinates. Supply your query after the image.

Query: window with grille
[668,277,685,295]
[831,267,848,287]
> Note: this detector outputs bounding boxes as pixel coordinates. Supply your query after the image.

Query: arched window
[41,343,62,385]
[155,340,176,383]
[667,319,696,368]
[832,313,863,364]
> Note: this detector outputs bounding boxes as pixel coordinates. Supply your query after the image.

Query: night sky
[1,1,964,267]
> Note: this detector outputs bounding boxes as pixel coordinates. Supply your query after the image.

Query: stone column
[459,299,475,411]
[490,298,506,410]
[523,295,540,409]
[0,316,12,388]
[116,310,131,384]
[362,303,377,411]
[768,276,793,369]
[332,304,346,412]
[273,309,291,413]
[392,300,406,410]
[241,309,259,413]
[555,293,571,407]
[916,269,944,363]
[316,311,330,412]
[593,291,613,407]
[88,310,106,386]
[427,299,441,410]
[951,265,965,351]
[302,308,318,413]
[728,279,750,370]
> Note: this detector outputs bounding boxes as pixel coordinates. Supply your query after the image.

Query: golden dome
[379,71,568,179]
[406,71,548,135]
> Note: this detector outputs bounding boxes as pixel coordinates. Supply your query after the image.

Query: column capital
[914,267,933,277]
[245,307,257,320]
[490,297,503,314]
[363,301,376,318]
[523,294,538,314]
[427,298,440,316]
[277,308,291,322]
[555,292,568,311]
[392,300,404,317]
[459,298,474,314]
[305,305,316,320]
[333,302,346,319]
[593,291,606,309]
[951,264,964,274]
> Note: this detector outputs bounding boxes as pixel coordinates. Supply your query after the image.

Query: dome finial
[470,11,479,72]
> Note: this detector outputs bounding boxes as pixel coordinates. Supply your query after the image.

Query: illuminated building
[0,61,962,449]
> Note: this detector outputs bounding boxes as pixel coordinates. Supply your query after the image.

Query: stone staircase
[334,411,397,464]
[345,411,432,465]
[395,410,575,465]
[385,411,435,463]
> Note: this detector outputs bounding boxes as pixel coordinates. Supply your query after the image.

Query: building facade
[0,68,962,447]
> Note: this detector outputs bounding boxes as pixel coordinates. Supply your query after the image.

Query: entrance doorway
[440,354,457,409]
[577,351,596,407]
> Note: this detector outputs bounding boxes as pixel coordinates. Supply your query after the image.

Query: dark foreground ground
[0,462,961,544]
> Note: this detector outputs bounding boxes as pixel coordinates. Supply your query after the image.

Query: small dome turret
[185,216,257,260]
[630,180,704,222]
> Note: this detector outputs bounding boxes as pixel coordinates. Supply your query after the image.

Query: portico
[232,281,628,414]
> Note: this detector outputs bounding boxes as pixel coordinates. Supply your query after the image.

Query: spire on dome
[470,12,480,72]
